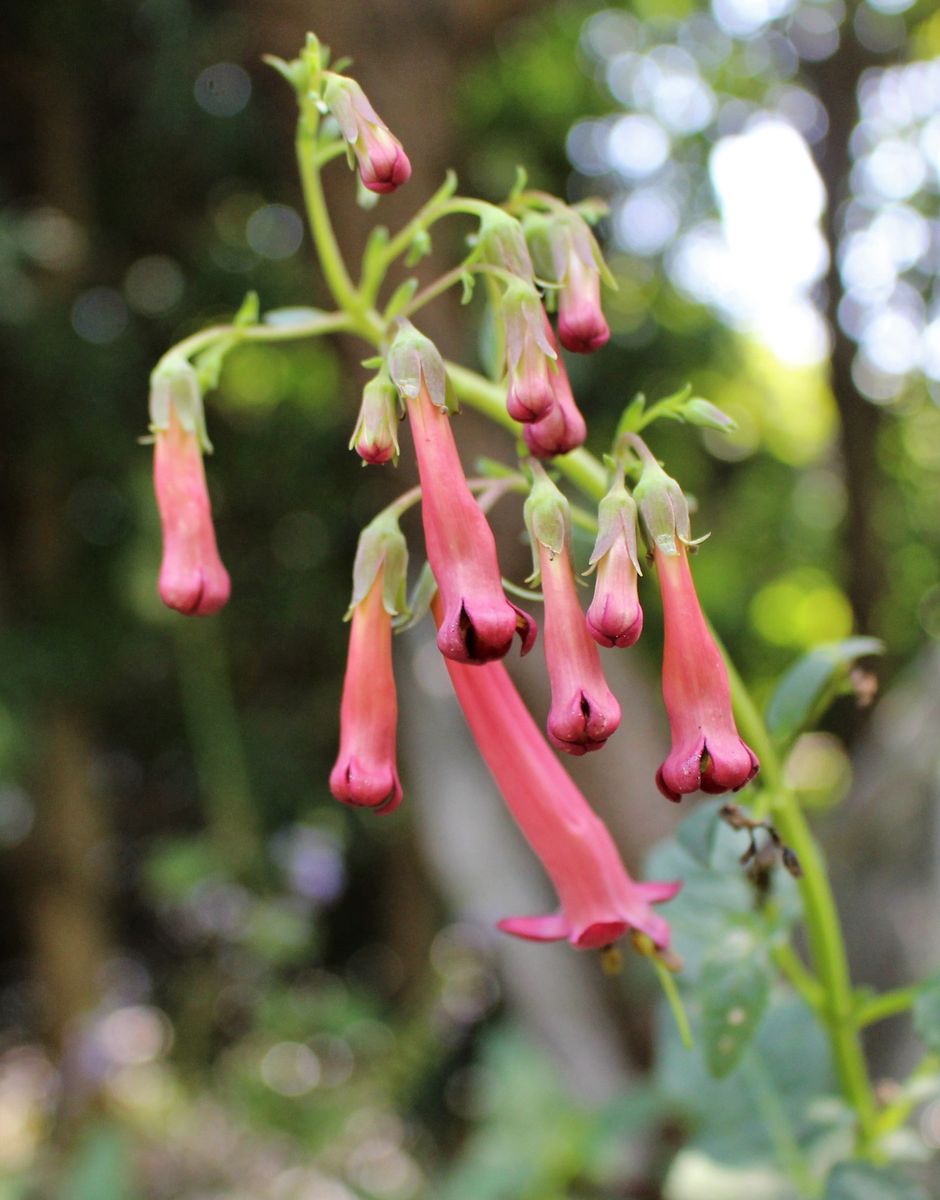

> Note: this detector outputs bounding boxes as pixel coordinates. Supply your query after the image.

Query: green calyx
[349,512,409,619]
[523,463,570,585]
[633,459,692,558]
[587,469,642,576]
[148,357,212,453]
[475,209,533,282]
[387,320,453,412]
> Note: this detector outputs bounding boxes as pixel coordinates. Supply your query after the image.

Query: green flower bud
[682,397,737,433]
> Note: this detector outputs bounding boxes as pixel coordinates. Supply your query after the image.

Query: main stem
[295,105,383,343]
[724,657,879,1149]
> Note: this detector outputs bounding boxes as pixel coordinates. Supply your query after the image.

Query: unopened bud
[683,397,737,433]
[476,209,534,281]
[351,372,401,465]
[322,74,411,194]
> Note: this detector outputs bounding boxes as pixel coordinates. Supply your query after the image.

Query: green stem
[364,171,459,295]
[446,363,609,500]
[154,310,353,375]
[721,634,879,1146]
[772,942,825,1013]
[295,108,383,341]
[875,1053,940,1136]
[856,985,920,1028]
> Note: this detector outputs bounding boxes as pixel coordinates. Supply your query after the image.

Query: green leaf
[766,637,884,744]
[383,277,419,322]
[698,924,771,1077]
[614,392,646,442]
[656,993,835,1169]
[913,970,940,1053]
[647,813,801,979]
[824,1163,928,1200]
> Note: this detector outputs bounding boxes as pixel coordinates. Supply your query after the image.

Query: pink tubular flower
[329,563,402,814]
[437,609,679,950]
[522,320,587,459]
[655,546,759,802]
[524,208,610,354]
[526,468,620,755]
[585,471,643,648]
[557,236,610,354]
[502,281,557,423]
[322,75,411,194]
[151,368,230,617]
[389,323,535,664]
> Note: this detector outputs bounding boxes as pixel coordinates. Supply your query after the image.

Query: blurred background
[2,0,940,1196]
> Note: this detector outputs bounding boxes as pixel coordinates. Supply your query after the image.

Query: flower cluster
[147,50,758,967]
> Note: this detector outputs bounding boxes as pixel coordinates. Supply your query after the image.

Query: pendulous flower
[502,280,557,423]
[322,74,411,194]
[150,362,230,617]
[525,208,611,354]
[438,602,680,950]
[350,370,401,465]
[654,546,759,802]
[633,453,758,801]
[525,466,620,754]
[329,515,408,814]
[585,469,643,648]
[389,322,535,663]
[521,318,587,459]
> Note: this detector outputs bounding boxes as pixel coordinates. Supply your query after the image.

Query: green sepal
[523,463,570,584]
[573,197,608,225]
[633,458,691,557]
[148,356,213,453]
[383,278,419,323]
[262,54,309,95]
[361,355,385,370]
[476,207,533,281]
[507,165,529,203]
[460,271,476,305]
[586,469,642,576]
[356,176,380,210]
[192,338,235,399]
[396,561,438,632]
[349,512,409,619]
[387,320,448,411]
